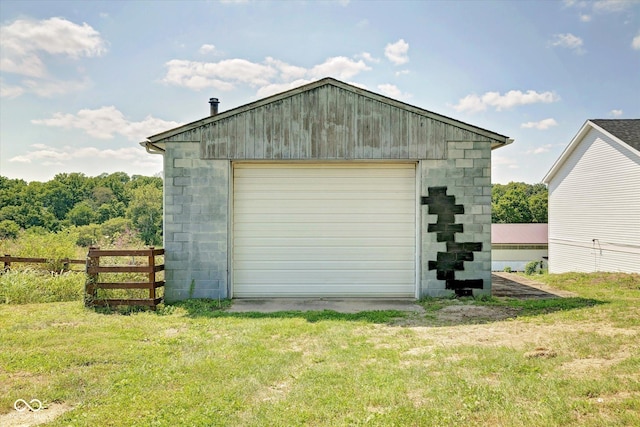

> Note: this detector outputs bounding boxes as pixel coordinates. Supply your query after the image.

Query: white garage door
[233,163,416,297]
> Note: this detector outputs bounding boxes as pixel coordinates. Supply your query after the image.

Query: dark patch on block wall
[422,187,483,295]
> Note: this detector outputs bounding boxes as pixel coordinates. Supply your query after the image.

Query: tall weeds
[0,268,83,304]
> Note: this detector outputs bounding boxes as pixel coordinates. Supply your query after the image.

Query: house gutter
[140,140,165,155]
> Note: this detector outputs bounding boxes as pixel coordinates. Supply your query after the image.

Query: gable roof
[543,119,640,183]
[491,224,548,245]
[144,77,512,150]
[591,119,640,152]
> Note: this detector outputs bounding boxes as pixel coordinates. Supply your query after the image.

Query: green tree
[492,182,548,223]
[529,193,548,223]
[42,173,92,220]
[126,184,163,246]
[66,201,96,226]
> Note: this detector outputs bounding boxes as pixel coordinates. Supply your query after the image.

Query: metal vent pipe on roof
[209,98,220,116]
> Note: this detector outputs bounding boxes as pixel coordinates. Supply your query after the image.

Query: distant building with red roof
[491,224,548,271]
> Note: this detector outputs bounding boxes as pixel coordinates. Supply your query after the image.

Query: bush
[75,224,102,247]
[0,268,83,304]
[503,266,512,273]
[525,260,542,275]
[0,220,20,239]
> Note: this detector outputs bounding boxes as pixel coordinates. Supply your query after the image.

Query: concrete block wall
[419,140,492,297]
[163,142,229,302]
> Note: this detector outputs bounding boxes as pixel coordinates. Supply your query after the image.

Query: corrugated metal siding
[201,85,492,160]
[233,163,416,297]
[548,128,640,273]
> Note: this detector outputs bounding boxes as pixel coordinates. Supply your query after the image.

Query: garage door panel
[235,223,414,238]
[236,260,415,270]
[234,246,415,261]
[235,270,415,284]
[234,237,414,247]
[233,164,416,297]
[235,282,414,298]
[235,213,415,223]
[234,200,413,215]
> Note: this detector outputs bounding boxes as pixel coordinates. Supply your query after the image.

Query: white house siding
[548,128,640,273]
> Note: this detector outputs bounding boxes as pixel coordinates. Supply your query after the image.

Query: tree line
[492,182,548,223]
[1,173,548,245]
[0,172,162,245]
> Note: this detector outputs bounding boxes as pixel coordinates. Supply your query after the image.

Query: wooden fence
[1,255,85,272]
[85,247,165,309]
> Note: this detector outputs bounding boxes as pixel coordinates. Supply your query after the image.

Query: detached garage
[141,78,512,301]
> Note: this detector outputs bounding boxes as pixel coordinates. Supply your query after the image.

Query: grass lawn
[1,272,639,426]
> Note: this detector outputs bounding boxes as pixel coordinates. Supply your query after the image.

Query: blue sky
[1,0,638,183]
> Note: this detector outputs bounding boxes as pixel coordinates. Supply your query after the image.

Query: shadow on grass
[162,299,408,324]
[416,296,608,326]
[157,296,607,326]
[476,296,606,316]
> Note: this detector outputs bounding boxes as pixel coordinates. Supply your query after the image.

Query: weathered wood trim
[148,78,510,148]
[196,84,500,161]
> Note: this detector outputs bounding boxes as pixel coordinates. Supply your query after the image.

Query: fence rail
[1,255,85,272]
[85,246,164,309]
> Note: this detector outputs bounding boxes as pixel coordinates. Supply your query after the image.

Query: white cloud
[8,144,163,175]
[0,80,25,98]
[265,57,309,80]
[632,33,640,50]
[610,109,623,116]
[384,39,409,65]
[198,44,216,54]
[31,106,182,141]
[521,118,558,130]
[550,33,585,54]
[593,0,635,12]
[492,156,519,169]
[526,144,553,154]
[162,58,275,90]
[377,84,412,100]
[10,144,141,163]
[453,90,560,113]
[565,0,635,20]
[255,79,315,98]
[309,56,371,79]
[22,77,91,98]
[357,52,380,63]
[163,55,371,95]
[395,70,410,76]
[0,17,107,78]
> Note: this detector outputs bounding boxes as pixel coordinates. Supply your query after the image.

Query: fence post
[3,254,10,272]
[148,247,156,309]
[85,247,100,307]
[62,258,70,273]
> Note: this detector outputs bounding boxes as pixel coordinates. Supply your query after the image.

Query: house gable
[543,119,640,184]
[146,78,511,160]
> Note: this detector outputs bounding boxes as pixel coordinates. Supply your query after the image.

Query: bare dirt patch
[436,305,518,323]
[0,403,72,427]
